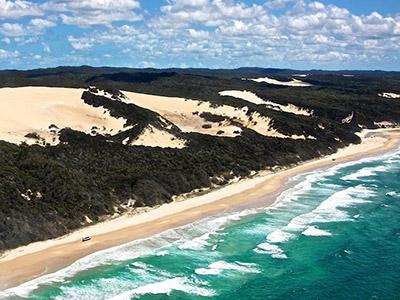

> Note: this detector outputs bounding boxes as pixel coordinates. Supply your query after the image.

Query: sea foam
[254,243,288,259]
[109,277,215,299]
[286,185,373,231]
[266,229,294,243]
[302,226,332,236]
[195,261,260,276]
[178,209,258,251]
[341,166,387,181]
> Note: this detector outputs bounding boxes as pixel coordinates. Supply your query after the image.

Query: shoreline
[1,128,400,290]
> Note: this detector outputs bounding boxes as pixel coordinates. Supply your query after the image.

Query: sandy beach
[1,128,400,290]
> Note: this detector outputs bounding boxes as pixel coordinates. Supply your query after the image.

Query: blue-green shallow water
[2,149,400,300]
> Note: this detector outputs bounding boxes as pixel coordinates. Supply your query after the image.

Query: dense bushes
[0,66,399,250]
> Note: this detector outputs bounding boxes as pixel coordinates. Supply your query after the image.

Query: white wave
[195,268,222,275]
[130,261,151,270]
[128,262,173,280]
[6,148,399,298]
[55,277,136,300]
[302,226,332,236]
[270,166,342,210]
[254,243,287,259]
[178,232,213,250]
[341,165,387,181]
[271,176,314,208]
[2,207,261,298]
[195,260,260,276]
[266,229,294,243]
[109,277,215,299]
[386,191,399,197]
[267,148,400,212]
[335,147,400,169]
[0,238,160,298]
[178,209,257,251]
[286,185,372,231]
[155,250,169,256]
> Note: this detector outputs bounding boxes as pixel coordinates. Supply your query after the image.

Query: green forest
[0,66,400,251]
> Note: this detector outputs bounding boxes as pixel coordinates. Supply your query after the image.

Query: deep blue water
[1,149,400,300]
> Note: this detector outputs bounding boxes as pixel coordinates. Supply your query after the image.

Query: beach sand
[1,128,399,290]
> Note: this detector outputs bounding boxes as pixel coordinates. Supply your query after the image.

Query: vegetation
[0,66,400,251]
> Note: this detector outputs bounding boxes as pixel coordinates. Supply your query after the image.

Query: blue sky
[0,0,399,70]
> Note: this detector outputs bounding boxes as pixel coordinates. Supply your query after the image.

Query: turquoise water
[2,149,400,300]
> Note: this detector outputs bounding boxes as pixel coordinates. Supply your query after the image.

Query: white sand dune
[122,91,307,139]
[292,74,308,78]
[378,92,400,99]
[374,121,397,128]
[0,86,314,149]
[248,77,312,87]
[219,90,312,116]
[0,87,128,146]
[342,112,354,124]
[128,125,187,149]
[219,90,265,105]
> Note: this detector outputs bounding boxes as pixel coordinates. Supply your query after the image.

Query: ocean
[2,149,400,300]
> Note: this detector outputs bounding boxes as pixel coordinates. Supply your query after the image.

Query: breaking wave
[195,260,260,276]
[254,243,288,259]
[109,277,215,299]
[302,226,332,237]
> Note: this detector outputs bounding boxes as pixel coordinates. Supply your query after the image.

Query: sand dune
[0,87,128,146]
[292,74,308,78]
[128,125,187,148]
[374,121,398,128]
[219,90,312,116]
[379,92,400,99]
[219,90,265,105]
[248,77,312,87]
[122,91,306,139]
[0,87,314,149]
[342,112,354,124]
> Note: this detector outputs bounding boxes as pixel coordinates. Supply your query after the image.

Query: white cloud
[67,35,94,50]
[45,0,140,11]
[42,0,142,26]
[29,18,56,30]
[13,35,38,44]
[188,28,209,39]
[0,0,42,19]
[157,0,266,27]
[2,37,11,44]
[0,48,19,58]
[0,23,25,36]
[42,42,51,53]
[265,0,295,10]
[0,18,56,37]
[2,0,400,68]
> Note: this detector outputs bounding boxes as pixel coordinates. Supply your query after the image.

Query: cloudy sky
[0,0,399,70]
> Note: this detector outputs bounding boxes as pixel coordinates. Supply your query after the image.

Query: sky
[0,0,399,70]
